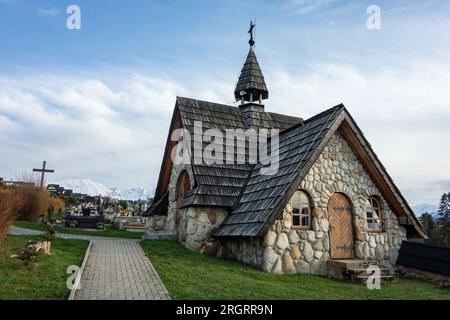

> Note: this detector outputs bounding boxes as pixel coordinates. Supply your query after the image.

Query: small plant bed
[0,235,89,300]
[14,221,144,239]
[140,239,450,300]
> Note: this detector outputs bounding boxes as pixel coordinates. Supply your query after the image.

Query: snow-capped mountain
[412,203,439,217]
[109,187,153,201]
[56,179,112,196]
[54,179,153,201]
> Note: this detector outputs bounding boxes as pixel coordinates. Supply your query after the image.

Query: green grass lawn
[0,235,89,300]
[14,221,144,239]
[140,239,450,300]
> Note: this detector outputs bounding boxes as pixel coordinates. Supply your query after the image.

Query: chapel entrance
[328,193,354,259]
[176,170,191,234]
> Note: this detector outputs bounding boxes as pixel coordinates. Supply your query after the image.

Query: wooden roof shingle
[234,47,269,101]
[176,97,302,209]
[214,105,344,237]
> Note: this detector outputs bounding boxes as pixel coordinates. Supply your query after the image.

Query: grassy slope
[140,239,450,300]
[0,236,89,300]
[14,221,143,239]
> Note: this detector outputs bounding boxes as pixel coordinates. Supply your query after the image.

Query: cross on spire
[248,20,255,46]
[33,161,55,188]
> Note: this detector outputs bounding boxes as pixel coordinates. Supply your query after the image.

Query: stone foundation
[146,215,167,231]
[181,207,228,254]
[398,266,450,288]
[224,238,265,268]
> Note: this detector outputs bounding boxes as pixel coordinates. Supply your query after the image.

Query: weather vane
[248,20,255,46]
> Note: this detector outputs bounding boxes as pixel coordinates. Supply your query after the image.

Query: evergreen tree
[436,192,450,247]
[419,212,439,245]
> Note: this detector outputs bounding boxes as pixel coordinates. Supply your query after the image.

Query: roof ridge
[278,103,345,137]
[176,96,236,109]
[266,110,303,121]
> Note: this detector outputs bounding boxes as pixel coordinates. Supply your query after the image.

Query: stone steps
[327,259,396,283]
[142,231,176,240]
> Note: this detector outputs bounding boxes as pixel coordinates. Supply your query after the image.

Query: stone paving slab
[75,239,170,300]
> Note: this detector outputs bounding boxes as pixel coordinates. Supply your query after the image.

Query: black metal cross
[248,20,255,46]
[33,161,55,188]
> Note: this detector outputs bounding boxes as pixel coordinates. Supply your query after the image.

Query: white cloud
[282,0,335,16]
[267,60,450,205]
[36,8,60,17]
[0,57,449,206]
[0,72,190,190]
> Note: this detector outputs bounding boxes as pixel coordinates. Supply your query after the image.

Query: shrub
[49,197,65,213]
[44,223,56,241]
[15,184,50,222]
[0,187,23,243]
[17,240,42,267]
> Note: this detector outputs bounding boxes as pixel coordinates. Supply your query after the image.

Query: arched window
[290,190,311,229]
[366,196,382,230]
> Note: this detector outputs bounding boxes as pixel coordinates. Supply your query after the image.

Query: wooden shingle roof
[214,105,426,239]
[145,96,425,239]
[214,105,344,237]
[177,97,302,208]
[234,47,269,101]
[143,97,302,216]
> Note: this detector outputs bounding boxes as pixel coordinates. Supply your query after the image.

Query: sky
[0,0,449,206]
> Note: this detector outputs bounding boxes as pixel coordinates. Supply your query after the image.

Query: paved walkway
[75,239,170,300]
[9,226,171,300]
[9,226,44,236]
[9,226,130,241]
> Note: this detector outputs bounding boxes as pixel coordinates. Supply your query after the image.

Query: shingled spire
[234,21,269,104]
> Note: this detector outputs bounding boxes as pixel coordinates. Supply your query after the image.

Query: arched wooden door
[328,193,354,259]
[176,171,191,232]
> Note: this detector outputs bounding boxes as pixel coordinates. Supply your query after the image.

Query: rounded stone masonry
[252,132,406,275]
[182,207,228,255]
[165,163,194,233]
[146,215,167,231]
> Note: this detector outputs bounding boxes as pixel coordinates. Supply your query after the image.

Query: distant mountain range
[53,178,153,201]
[412,203,439,217]
[54,178,441,211]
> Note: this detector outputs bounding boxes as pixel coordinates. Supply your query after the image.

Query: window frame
[289,190,312,230]
[366,196,383,231]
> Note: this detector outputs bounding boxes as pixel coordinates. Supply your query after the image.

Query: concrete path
[9,226,171,300]
[9,226,44,236]
[9,226,130,241]
[75,239,170,300]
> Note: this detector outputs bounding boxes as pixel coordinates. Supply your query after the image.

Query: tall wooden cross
[33,161,55,188]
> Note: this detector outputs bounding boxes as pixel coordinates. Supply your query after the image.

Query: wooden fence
[397,241,450,276]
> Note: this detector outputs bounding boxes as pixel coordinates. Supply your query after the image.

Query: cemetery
[1,156,450,300]
[1,2,449,303]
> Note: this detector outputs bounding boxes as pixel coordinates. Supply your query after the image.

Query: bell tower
[234,21,269,106]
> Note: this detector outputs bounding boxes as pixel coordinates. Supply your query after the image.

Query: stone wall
[146,215,167,231]
[165,162,194,234]
[237,132,407,274]
[222,238,265,268]
[181,207,228,254]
